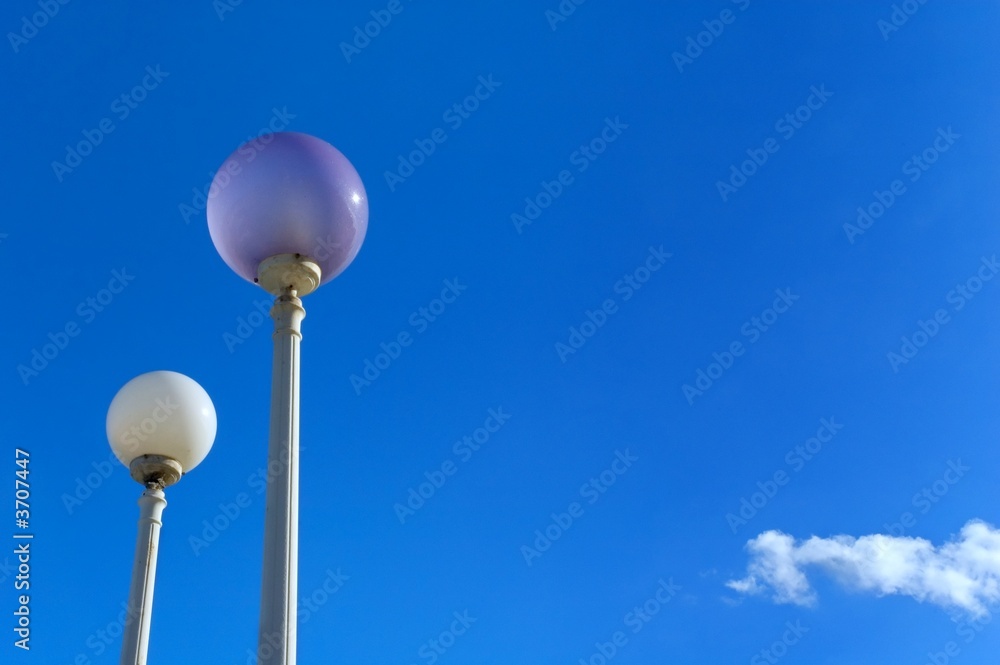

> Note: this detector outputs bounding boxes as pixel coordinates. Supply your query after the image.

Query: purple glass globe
[207,131,368,287]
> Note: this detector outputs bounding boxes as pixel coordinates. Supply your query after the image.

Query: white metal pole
[120,487,166,665]
[257,290,304,665]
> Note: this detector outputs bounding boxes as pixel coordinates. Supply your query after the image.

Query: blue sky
[5,1,1000,663]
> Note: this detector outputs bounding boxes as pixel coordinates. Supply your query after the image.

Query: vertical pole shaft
[258,291,305,665]
[120,488,166,665]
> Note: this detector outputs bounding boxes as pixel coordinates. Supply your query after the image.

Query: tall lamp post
[206,131,368,665]
[106,370,217,665]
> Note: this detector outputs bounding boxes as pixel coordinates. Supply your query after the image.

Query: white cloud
[727,520,1000,617]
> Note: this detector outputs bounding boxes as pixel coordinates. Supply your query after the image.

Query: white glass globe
[106,371,217,473]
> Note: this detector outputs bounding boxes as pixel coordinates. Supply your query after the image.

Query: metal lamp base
[256,254,322,297]
[129,455,183,488]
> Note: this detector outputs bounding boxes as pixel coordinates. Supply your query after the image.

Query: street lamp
[206,131,368,665]
[106,370,217,665]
